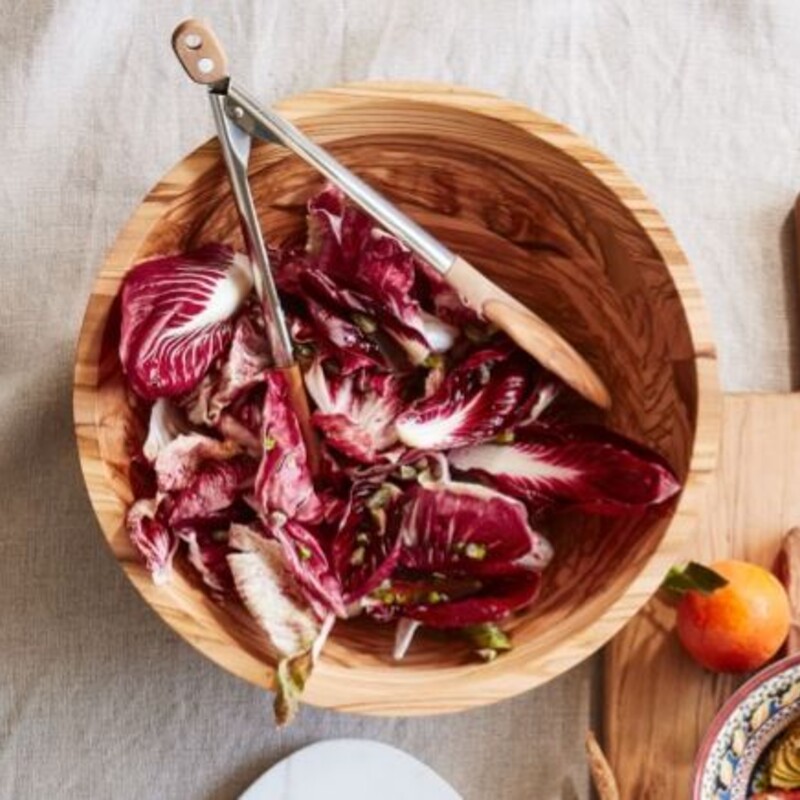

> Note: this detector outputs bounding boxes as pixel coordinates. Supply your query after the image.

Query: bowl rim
[73,80,722,715]
[692,653,800,799]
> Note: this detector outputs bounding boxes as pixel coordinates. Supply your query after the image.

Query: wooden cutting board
[604,393,800,798]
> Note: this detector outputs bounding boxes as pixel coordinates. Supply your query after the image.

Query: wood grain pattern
[73,82,720,715]
[605,394,800,798]
[448,255,611,408]
[779,528,800,655]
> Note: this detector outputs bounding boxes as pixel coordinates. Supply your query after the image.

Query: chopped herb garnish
[351,312,378,334]
[294,342,316,362]
[423,353,444,369]
[462,623,512,652]
[465,542,487,560]
[297,544,312,561]
[395,464,417,481]
[366,484,397,511]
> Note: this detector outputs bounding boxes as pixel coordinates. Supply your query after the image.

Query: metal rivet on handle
[197,57,215,74]
[184,33,202,49]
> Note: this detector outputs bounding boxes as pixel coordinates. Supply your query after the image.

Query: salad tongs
[171,19,610,409]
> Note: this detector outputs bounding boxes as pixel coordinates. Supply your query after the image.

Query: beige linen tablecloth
[3,1,799,798]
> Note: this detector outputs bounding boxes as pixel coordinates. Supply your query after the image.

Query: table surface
[3,1,800,798]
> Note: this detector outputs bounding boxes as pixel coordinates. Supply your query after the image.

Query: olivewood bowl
[73,82,721,716]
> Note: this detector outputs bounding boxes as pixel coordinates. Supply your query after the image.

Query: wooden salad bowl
[73,82,721,715]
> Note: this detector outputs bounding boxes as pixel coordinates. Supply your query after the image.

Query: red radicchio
[303,359,405,463]
[302,268,457,367]
[412,255,480,327]
[399,480,553,576]
[394,347,530,450]
[515,371,564,427]
[154,433,241,493]
[390,574,542,629]
[268,520,347,618]
[331,481,406,602]
[178,525,235,598]
[142,399,191,462]
[227,523,321,652]
[304,296,387,374]
[227,522,335,726]
[303,187,457,364]
[185,313,270,427]
[368,478,551,628]
[126,498,178,585]
[256,370,322,524]
[448,423,681,515]
[167,456,257,527]
[120,244,252,400]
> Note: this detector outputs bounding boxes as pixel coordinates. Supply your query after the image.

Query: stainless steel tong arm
[222,84,455,275]
[209,93,294,367]
[171,17,612,409]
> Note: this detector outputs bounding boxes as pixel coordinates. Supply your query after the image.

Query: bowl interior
[86,94,698,694]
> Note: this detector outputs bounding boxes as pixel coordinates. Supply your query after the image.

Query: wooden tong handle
[277,364,321,476]
[172,19,229,86]
[448,257,611,409]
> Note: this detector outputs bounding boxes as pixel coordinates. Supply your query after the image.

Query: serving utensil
[172,22,318,468]
[171,18,611,409]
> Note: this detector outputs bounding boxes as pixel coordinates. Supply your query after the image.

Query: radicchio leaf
[167,456,257,527]
[363,478,550,629]
[394,347,530,450]
[120,244,252,400]
[398,480,553,576]
[216,409,262,457]
[304,296,387,374]
[515,371,564,427]
[412,256,480,327]
[448,423,681,515]
[178,525,235,598]
[331,481,406,603]
[304,269,458,367]
[256,370,322,524]
[402,573,541,628]
[274,649,314,727]
[126,498,178,585]
[154,433,241,493]
[303,359,405,463]
[268,520,347,618]
[185,314,270,427]
[303,187,457,364]
[227,523,321,652]
[227,523,335,727]
[142,399,190,463]
[393,618,421,660]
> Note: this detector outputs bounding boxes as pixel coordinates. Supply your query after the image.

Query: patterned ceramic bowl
[693,654,800,799]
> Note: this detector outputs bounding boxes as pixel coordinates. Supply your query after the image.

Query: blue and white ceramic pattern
[694,654,800,799]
